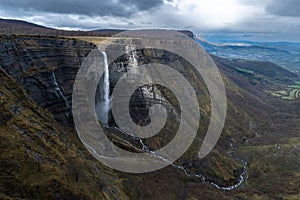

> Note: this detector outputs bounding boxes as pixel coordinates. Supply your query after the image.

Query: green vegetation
[288,85,300,89]
[235,67,254,75]
[270,87,300,101]
[282,96,294,100]
[276,90,288,95]
[270,92,282,97]
[237,141,300,200]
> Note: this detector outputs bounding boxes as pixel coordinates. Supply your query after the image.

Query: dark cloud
[266,0,300,17]
[126,0,164,10]
[0,0,164,17]
[0,0,299,41]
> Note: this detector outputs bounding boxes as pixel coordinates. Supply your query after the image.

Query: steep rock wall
[0,35,95,124]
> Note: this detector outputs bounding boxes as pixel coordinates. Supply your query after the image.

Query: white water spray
[96,51,110,126]
[125,40,139,82]
[52,71,70,110]
[102,51,110,108]
[126,40,138,68]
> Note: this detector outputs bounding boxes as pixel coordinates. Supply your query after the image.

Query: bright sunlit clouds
[0,0,299,40]
[161,0,263,29]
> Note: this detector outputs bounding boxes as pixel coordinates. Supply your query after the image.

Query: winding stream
[114,127,248,191]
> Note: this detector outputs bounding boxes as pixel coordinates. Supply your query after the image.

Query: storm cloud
[266,0,300,17]
[0,0,299,41]
[0,0,164,17]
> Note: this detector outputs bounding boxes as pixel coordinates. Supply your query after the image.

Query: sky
[0,0,299,41]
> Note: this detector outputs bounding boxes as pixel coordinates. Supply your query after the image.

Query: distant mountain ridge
[195,36,300,75]
[0,18,194,38]
[0,18,53,29]
[0,18,123,37]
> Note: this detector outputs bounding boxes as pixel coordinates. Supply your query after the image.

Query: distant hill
[0,18,53,29]
[195,36,300,75]
[0,18,121,37]
[0,18,194,38]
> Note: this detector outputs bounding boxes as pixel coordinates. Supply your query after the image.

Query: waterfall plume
[96,51,110,126]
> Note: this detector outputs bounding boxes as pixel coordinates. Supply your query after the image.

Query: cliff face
[0,35,95,125]
[0,67,128,199]
[1,34,299,199]
[0,34,243,191]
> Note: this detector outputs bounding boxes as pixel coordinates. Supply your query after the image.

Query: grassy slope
[0,68,128,199]
[214,57,300,200]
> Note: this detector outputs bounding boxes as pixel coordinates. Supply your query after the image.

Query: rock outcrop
[0,35,95,125]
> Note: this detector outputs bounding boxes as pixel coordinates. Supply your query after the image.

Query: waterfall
[125,41,139,81]
[127,47,138,68]
[51,71,70,110]
[126,40,138,68]
[102,51,110,114]
[96,51,110,126]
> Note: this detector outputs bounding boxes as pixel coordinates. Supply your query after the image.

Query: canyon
[0,21,300,199]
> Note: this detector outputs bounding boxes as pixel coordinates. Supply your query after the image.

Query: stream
[114,127,248,191]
